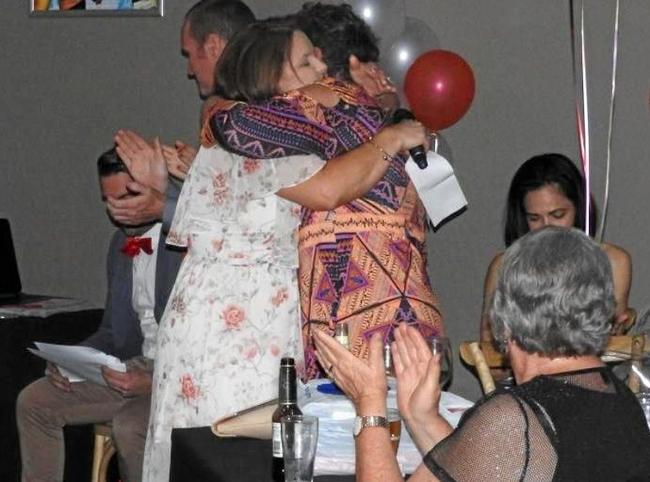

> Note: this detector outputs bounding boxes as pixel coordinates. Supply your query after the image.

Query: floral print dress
[142,145,323,482]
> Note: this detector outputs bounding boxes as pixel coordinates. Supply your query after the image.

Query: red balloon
[404,49,475,131]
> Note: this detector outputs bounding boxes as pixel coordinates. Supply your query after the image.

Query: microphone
[391,108,428,169]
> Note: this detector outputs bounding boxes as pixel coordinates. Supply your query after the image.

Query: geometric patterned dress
[208,77,444,379]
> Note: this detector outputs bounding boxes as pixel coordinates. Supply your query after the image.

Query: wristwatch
[353,415,389,437]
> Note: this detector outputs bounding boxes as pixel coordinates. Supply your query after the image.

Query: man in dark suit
[16,148,183,482]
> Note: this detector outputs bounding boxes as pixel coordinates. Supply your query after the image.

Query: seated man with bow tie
[16,147,183,482]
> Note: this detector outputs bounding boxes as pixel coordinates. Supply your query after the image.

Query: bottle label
[272,422,283,457]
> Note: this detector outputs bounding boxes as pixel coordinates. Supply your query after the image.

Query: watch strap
[354,415,389,437]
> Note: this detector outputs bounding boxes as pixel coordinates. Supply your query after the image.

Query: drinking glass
[429,336,453,388]
[387,408,402,454]
[281,414,319,482]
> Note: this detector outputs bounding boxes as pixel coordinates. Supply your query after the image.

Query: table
[170,427,355,482]
[0,309,103,482]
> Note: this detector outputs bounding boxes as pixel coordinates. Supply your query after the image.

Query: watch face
[353,416,363,437]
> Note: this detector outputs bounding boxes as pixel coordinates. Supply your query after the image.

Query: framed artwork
[30,0,163,16]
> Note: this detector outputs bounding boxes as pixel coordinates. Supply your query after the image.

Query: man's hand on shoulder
[46,362,72,392]
[102,365,152,398]
[106,181,164,226]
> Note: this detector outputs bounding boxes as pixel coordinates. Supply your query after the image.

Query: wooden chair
[460,333,649,395]
[91,423,116,482]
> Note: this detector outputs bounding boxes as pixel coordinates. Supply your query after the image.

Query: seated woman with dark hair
[314,227,650,481]
[480,153,631,343]
[207,9,444,380]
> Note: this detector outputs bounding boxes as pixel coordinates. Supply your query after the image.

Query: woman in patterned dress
[140,20,429,482]
[207,7,445,380]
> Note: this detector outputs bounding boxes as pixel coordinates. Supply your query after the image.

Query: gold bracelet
[367,136,395,162]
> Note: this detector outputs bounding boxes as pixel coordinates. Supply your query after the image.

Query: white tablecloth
[299,379,474,476]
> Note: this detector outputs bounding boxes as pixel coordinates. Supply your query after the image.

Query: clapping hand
[313,330,387,414]
[161,140,197,181]
[392,324,441,424]
[114,129,168,195]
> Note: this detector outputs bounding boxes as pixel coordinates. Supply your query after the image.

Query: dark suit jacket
[83,183,183,360]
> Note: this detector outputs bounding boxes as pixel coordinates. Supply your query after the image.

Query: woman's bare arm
[277,121,427,210]
[603,242,632,332]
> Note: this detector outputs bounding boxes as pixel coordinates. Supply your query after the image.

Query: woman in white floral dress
[139,22,429,481]
[142,146,323,482]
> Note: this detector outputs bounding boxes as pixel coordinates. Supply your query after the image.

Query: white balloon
[381,16,440,103]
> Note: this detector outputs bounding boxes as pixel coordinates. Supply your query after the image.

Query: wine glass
[429,336,453,389]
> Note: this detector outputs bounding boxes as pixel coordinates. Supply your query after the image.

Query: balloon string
[580,1,591,237]
[569,0,587,179]
[598,0,620,242]
[430,132,439,153]
[569,0,591,235]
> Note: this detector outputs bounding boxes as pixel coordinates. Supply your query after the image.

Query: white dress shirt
[131,223,161,360]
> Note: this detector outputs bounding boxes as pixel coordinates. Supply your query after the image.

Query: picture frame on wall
[30,0,163,16]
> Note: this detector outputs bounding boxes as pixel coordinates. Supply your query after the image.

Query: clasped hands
[46,361,152,398]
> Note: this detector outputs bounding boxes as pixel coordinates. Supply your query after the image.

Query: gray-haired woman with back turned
[314,226,650,481]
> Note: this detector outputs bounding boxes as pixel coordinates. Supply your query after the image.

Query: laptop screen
[0,219,22,298]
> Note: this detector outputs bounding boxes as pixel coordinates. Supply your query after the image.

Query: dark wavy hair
[293,2,379,80]
[504,153,596,247]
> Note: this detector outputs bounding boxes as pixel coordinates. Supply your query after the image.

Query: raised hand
[114,129,168,194]
[349,55,396,98]
[162,140,197,181]
[392,325,441,423]
[313,330,388,414]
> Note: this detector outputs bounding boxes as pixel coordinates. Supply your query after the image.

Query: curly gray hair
[490,226,615,356]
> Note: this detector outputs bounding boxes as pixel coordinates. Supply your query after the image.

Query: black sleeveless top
[424,367,650,481]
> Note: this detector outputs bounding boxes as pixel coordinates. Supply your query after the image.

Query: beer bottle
[271,357,301,481]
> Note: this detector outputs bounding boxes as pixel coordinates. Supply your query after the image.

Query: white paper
[28,342,126,386]
[405,151,468,227]
[299,379,473,476]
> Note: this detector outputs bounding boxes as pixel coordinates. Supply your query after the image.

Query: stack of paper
[28,342,126,386]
